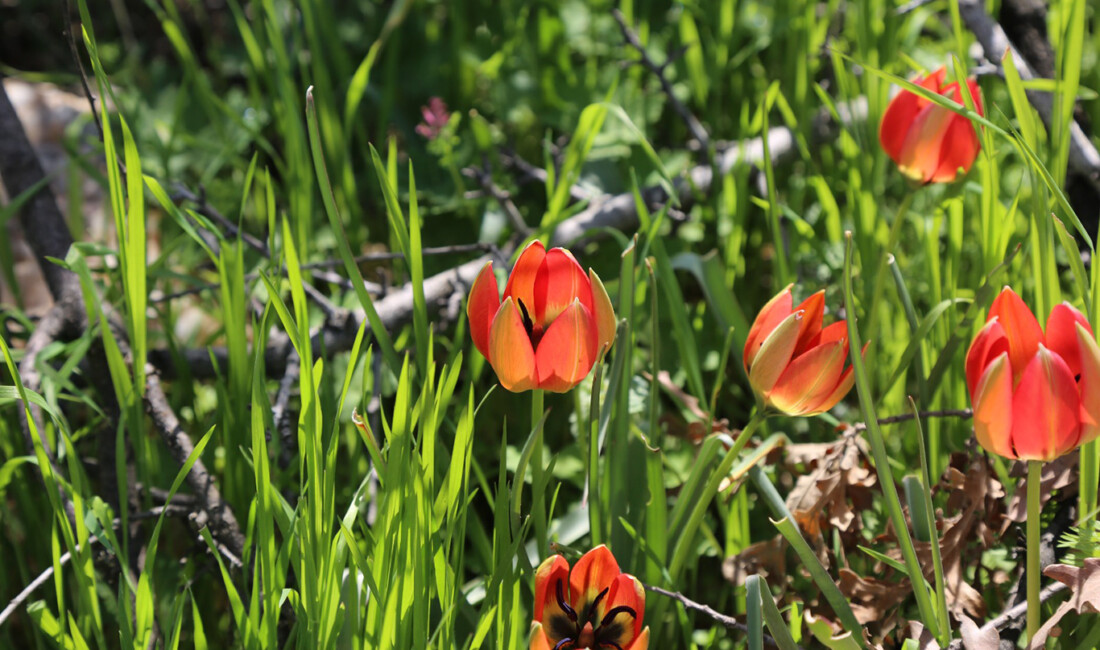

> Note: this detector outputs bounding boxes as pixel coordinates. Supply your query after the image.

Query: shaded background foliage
[1,0,1099,648]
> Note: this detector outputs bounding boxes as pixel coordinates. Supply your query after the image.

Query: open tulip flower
[531,545,649,650]
[965,287,1100,461]
[743,284,858,416]
[879,66,983,184]
[467,241,617,393]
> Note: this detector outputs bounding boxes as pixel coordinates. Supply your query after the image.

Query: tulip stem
[532,389,548,554]
[1026,459,1042,643]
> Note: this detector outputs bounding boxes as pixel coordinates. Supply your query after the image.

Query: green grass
[3,0,1100,648]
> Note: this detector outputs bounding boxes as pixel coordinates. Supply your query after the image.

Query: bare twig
[851,408,974,432]
[645,584,803,650]
[462,163,532,235]
[499,148,594,203]
[613,8,711,153]
[144,370,245,567]
[0,549,73,628]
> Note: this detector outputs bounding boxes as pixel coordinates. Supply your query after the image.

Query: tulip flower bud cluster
[966,287,1100,461]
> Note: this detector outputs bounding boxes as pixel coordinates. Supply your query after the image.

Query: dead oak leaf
[785,430,876,538]
[1027,558,1100,649]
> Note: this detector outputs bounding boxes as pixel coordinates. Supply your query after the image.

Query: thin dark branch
[613,8,711,153]
[171,185,271,257]
[462,163,532,235]
[851,408,974,432]
[499,148,593,203]
[983,582,1066,634]
[645,584,803,650]
[144,370,245,567]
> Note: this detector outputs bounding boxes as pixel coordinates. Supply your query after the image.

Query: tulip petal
[802,341,865,416]
[534,247,594,329]
[768,338,849,416]
[965,319,1009,396]
[793,290,825,355]
[744,285,794,369]
[569,545,621,623]
[503,240,547,323]
[879,68,947,162]
[589,269,618,354]
[897,98,958,183]
[535,299,598,393]
[626,627,651,650]
[529,622,554,650]
[596,574,646,647]
[488,298,539,392]
[748,311,803,397]
[927,99,981,183]
[971,352,1015,459]
[989,287,1044,375]
[1076,323,1100,446]
[1010,346,1080,461]
[1046,302,1092,379]
[534,555,570,625]
[811,320,849,347]
[467,261,500,360]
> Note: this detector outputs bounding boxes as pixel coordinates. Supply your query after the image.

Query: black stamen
[556,579,578,623]
[586,587,610,622]
[599,605,637,628]
[553,639,574,650]
[517,299,535,337]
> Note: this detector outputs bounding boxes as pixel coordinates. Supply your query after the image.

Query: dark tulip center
[546,579,638,650]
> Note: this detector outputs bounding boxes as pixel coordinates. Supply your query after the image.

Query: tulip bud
[879,66,983,184]
[743,285,857,416]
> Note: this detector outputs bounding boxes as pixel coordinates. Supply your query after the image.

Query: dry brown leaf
[785,431,876,538]
[958,612,999,650]
[721,536,786,587]
[906,621,941,650]
[838,568,908,625]
[879,453,1003,620]
[1027,558,1100,648]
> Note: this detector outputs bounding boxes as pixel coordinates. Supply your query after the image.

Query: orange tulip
[965,287,1100,461]
[879,66,983,184]
[467,241,616,393]
[743,285,858,416]
[531,545,649,650]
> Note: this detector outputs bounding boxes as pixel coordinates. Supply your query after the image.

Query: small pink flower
[416,97,450,140]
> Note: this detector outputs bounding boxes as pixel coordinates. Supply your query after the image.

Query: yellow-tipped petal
[971,353,1015,459]
[589,268,617,354]
[1077,323,1100,446]
[748,311,803,398]
[488,298,539,393]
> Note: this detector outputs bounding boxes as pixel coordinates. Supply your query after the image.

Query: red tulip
[743,285,858,416]
[879,66,983,184]
[467,241,617,393]
[531,545,649,650]
[966,287,1100,461]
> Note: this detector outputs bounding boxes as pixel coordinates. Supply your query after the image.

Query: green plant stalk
[532,389,548,554]
[1026,459,1041,642]
[668,410,765,581]
[843,233,942,643]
